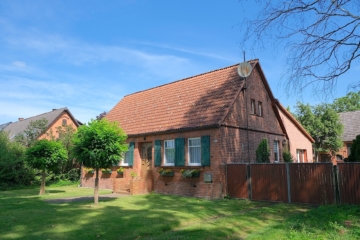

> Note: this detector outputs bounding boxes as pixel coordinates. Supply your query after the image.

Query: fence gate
[226,164,248,199]
[337,163,360,204]
[289,163,335,204]
[251,163,289,202]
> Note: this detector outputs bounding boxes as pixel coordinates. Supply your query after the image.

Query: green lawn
[1,185,359,239]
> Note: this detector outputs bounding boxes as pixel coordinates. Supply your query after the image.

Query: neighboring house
[276,101,314,163]
[1,107,81,141]
[81,59,314,199]
[319,110,360,163]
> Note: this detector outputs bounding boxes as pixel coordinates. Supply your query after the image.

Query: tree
[346,134,360,162]
[295,102,343,161]
[256,139,270,163]
[49,124,77,173]
[0,131,34,189]
[15,118,48,147]
[96,111,108,120]
[25,139,67,195]
[332,91,360,112]
[72,119,128,204]
[239,0,360,95]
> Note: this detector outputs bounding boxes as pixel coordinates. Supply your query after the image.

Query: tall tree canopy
[25,139,67,195]
[72,119,128,204]
[239,0,360,94]
[15,118,48,147]
[295,102,343,161]
[331,91,360,112]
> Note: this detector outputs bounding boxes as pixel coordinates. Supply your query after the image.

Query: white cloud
[12,61,26,68]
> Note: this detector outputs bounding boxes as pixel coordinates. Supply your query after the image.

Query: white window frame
[164,139,175,166]
[258,101,262,116]
[119,145,130,166]
[274,141,279,162]
[188,137,201,166]
[251,99,255,114]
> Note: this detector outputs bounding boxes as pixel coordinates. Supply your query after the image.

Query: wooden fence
[227,163,359,204]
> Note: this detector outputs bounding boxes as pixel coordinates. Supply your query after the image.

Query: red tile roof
[106,60,258,136]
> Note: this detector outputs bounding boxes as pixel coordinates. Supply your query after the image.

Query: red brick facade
[81,60,314,199]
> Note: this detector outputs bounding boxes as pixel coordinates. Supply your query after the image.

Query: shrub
[256,139,270,163]
[283,146,294,163]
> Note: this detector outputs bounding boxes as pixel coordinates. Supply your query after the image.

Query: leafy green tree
[332,91,360,113]
[25,139,67,195]
[0,131,34,189]
[256,139,270,163]
[72,119,128,204]
[347,135,360,162]
[295,102,343,161]
[49,124,77,173]
[15,118,48,147]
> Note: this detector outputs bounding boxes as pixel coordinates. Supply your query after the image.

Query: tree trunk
[94,168,99,205]
[39,169,46,195]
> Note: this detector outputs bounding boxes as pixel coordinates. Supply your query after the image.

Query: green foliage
[282,146,294,163]
[347,135,360,162]
[72,119,128,169]
[49,124,77,174]
[295,102,343,160]
[25,139,67,172]
[256,139,270,163]
[14,118,48,147]
[0,131,35,190]
[332,91,360,113]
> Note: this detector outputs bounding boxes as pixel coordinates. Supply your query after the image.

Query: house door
[141,143,153,171]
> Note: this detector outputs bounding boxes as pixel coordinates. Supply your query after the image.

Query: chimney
[18,118,24,121]
[52,108,57,111]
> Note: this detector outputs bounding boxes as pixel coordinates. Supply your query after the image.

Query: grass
[0,186,359,239]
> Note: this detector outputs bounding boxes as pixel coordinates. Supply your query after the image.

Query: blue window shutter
[201,135,210,166]
[154,140,161,167]
[175,138,185,166]
[128,142,135,167]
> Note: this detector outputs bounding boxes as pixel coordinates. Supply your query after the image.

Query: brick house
[319,110,360,163]
[1,107,81,141]
[81,59,314,199]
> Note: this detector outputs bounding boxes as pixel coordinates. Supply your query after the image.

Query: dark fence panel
[289,163,335,204]
[338,163,360,204]
[251,164,288,202]
[226,164,248,199]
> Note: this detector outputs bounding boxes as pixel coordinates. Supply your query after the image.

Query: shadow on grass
[45,190,65,193]
[1,190,359,239]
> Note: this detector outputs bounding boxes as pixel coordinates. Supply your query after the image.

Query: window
[62,119,67,126]
[258,102,263,116]
[251,99,256,114]
[274,141,279,162]
[120,151,131,166]
[188,138,201,166]
[296,149,307,163]
[164,140,175,166]
[347,143,352,156]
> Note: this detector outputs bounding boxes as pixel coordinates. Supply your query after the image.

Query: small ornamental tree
[346,135,360,162]
[282,145,294,163]
[256,139,270,163]
[25,139,67,195]
[72,119,128,204]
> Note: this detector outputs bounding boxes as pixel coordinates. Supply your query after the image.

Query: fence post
[286,163,291,203]
[247,164,252,200]
[333,165,340,204]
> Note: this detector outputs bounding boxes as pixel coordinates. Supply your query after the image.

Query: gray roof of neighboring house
[0,122,12,131]
[2,107,79,139]
[339,110,360,142]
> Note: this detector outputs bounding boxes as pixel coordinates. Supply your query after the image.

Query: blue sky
[0,0,357,124]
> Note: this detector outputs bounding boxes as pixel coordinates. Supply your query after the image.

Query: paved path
[44,193,129,204]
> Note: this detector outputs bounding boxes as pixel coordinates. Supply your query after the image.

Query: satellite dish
[237,62,252,78]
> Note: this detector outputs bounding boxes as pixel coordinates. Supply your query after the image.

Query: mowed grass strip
[0,185,359,239]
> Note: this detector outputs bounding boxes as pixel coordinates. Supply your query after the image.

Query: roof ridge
[18,107,67,123]
[124,59,259,97]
